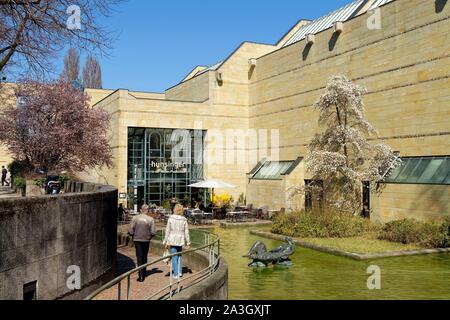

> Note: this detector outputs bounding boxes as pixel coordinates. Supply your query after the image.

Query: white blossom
[301,75,400,213]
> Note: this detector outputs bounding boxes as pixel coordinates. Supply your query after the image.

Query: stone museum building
[1,0,449,222]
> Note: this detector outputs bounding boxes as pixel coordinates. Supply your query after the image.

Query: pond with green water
[205,227,450,300]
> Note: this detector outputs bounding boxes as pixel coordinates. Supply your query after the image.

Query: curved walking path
[94,245,197,300]
[0,186,19,199]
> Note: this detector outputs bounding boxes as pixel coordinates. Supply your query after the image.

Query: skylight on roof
[369,0,394,11]
[283,0,365,47]
[282,0,396,48]
[252,161,295,180]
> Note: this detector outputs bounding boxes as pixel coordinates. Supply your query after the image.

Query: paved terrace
[94,245,198,300]
[96,222,217,300]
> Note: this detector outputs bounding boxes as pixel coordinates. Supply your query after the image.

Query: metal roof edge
[283,157,304,176]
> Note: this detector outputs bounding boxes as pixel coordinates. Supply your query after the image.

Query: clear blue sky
[73,0,352,92]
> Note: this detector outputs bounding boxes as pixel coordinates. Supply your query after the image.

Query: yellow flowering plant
[211,193,233,209]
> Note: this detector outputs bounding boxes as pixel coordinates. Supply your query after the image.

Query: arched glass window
[150,132,161,151]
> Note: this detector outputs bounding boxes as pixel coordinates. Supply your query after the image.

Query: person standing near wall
[128,205,156,282]
[163,204,191,280]
[118,203,126,223]
[1,166,9,187]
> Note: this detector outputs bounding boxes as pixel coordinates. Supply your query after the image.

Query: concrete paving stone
[94,246,197,300]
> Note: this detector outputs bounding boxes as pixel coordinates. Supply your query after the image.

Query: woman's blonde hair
[174,204,184,216]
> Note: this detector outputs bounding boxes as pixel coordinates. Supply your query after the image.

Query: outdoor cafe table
[212,207,225,219]
[227,211,244,222]
[183,209,212,225]
[203,212,213,219]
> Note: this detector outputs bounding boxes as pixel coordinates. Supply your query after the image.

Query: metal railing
[85,230,220,300]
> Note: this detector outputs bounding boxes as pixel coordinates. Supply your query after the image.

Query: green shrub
[33,178,46,188]
[442,217,450,248]
[7,160,30,178]
[162,199,172,210]
[271,210,375,238]
[13,177,26,191]
[59,175,73,187]
[379,219,450,248]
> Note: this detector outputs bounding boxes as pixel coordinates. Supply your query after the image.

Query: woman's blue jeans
[170,246,183,277]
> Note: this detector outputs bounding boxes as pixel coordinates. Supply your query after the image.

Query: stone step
[0,186,16,197]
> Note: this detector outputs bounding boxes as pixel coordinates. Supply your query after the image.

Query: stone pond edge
[250,230,450,261]
[220,220,273,229]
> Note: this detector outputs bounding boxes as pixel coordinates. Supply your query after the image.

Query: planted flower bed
[271,210,450,255]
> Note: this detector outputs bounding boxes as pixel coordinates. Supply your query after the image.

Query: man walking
[1,166,9,187]
[128,205,156,282]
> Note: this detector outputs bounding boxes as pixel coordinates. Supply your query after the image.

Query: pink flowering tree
[0,79,113,175]
[296,75,400,213]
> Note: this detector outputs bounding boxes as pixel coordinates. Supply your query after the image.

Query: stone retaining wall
[0,182,118,300]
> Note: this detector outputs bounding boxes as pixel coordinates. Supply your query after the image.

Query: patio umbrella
[188,179,236,203]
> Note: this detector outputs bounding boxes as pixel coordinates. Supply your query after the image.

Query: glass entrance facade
[128,128,205,207]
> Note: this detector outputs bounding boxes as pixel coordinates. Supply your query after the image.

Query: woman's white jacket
[163,215,191,247]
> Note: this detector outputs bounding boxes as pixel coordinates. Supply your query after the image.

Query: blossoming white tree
[301,75,400,213]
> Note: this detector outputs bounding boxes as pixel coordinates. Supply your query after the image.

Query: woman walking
[163,204,191,279]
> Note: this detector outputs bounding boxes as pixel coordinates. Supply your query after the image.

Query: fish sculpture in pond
[244,237,296,267]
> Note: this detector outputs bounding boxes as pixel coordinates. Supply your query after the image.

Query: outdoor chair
[161,211,171,223]
[226,210,237,223]
[262,206,270,220]
[247,204,257,221]
[237,211,245,223]
[257,205,269,220]
[122,212,133,224]
[159,212,167,223]
[202,212,213,225]
[226,210,242,223]
[187,209,205,225]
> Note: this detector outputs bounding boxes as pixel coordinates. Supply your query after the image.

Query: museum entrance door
[128,128,205,207]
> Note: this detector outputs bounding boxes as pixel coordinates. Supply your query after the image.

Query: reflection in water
[209,227,450,300]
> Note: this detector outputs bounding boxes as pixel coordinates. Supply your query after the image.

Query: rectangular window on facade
[385,157,450,185]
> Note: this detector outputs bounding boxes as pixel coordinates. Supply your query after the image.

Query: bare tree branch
[0,0,122,77]
[82,55,102,89]
[61,48,80,83]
